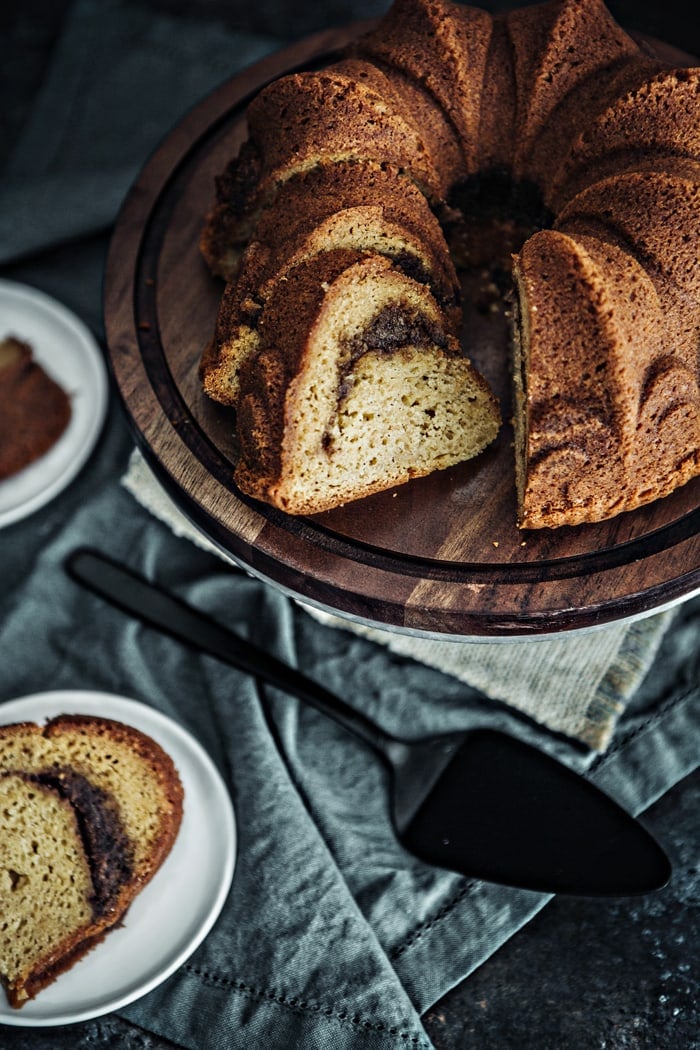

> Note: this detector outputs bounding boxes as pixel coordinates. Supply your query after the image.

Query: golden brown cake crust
[247,67,450,200]
[199,160,464,407]
[228,159,462,326]
[42,715,184,885]
[351,0,493,173]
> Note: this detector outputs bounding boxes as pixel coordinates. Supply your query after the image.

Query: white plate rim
[0,689,236,1027]
[0,280,108,528]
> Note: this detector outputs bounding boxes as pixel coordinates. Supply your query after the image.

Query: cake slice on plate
[234,251,499,514]
[0,715,183,1008]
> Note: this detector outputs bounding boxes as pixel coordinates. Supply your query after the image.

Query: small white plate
[0,690,236,1027]
[0,280,108,528]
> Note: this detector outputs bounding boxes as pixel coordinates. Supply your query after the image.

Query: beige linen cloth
[123,449,676,752]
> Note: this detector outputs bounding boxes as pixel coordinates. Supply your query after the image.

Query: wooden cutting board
[104,24,700,637]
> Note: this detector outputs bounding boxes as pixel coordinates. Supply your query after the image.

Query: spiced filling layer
[343,303,448,358]
[30,769,134,918]
[337,304,449,402]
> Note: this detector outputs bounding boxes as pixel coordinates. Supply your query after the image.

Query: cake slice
[351,0,493,175]
[512,229,700,528]
[200,162,462,407]
[234,251,499,514]
[200,62,456,281]
[246,160,461,319]
[0,716,184,1007]
[0,336,72,480]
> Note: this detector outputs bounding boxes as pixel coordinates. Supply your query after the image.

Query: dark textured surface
[1,1,698,1047]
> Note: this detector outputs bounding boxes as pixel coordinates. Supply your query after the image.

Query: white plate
[0,690,236,1027]
[0,280,108,528]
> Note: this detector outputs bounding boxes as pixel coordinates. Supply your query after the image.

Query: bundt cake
[200,0,700,528]
[0,715,183,1007]
[0,335,72,481]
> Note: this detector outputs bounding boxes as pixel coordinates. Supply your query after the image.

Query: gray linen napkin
[1,2,699,1047]
[122,448,677,751]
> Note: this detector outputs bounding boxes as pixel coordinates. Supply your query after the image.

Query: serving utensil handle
[66,547,394,756]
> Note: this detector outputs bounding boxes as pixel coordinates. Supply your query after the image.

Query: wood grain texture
[104,24,700,637]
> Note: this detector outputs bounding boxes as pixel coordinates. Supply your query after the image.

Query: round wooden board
[104,23,700,638]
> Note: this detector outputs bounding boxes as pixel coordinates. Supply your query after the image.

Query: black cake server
[66,547,671,896]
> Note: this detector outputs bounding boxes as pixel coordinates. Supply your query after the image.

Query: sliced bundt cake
[0,716,183,1007]
[234,250,499,513]
[200,0,700,526]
